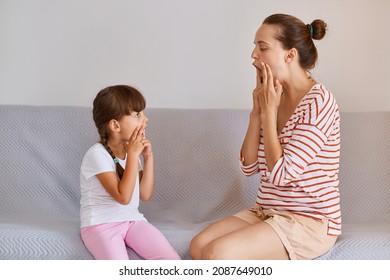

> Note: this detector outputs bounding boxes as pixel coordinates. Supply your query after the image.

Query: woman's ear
[108,119,121,132]
[285,48,298,63]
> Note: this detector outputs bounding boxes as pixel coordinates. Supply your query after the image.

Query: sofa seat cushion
[0,215,92,260]
[317,221,390,259]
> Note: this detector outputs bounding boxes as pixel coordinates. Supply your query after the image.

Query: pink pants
[81,220,180,260]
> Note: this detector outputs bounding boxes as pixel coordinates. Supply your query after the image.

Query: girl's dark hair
[92,85,146,180]
[263,13,327,70]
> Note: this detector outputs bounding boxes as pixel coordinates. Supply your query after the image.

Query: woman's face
[251,24,288,81]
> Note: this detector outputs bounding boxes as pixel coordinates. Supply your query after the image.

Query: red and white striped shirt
[240,84,341,235]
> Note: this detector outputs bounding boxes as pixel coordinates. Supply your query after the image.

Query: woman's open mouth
[252,62,261,72]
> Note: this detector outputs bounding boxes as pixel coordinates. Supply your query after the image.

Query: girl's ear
[108,119,121,132]
[285,48,298,63]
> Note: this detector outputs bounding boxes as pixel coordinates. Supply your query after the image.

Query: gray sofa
[0,105,389,260]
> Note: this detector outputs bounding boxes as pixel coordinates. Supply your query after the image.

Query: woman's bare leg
[190,216,289,260]
[203,221,289,259]
[190,216,250,260]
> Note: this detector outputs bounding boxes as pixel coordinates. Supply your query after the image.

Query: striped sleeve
[269,87,337,186]
[239,151,260,176]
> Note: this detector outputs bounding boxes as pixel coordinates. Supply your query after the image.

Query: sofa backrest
[142,108,258,224]
[0,105,389,224]
[0,105,97,219]
[335,112,390,223]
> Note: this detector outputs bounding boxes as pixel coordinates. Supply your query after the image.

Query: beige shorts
[234,206,338,260]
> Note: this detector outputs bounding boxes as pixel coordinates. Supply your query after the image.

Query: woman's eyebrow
[254,40,269,45]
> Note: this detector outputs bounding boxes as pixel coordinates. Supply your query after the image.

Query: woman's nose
[251,47,258,59]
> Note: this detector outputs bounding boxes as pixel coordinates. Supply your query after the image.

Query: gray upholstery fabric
[0,105,389,259]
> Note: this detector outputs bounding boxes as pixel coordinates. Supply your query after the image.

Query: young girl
[80,85,180,260]
[190,14,341,260]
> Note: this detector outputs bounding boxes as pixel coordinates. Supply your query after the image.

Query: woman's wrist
[261,108,277,123]
[250,111,262,123]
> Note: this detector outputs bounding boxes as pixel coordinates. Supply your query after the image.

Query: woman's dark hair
[92,85,146,180]
[263,13,327,70]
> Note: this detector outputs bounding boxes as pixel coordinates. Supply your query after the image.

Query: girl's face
[251,24,289,82]
[118,111,148,141]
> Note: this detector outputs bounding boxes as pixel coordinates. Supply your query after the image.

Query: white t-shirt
[80,143,146,228]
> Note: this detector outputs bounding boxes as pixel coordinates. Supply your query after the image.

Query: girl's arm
[138,130,154,201]
[96,152,140,205]
[139,152,154,201]
[97,127,146,205]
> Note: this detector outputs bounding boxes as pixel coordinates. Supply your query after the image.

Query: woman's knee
[190,235,229,260]
[201,240,229,260]
[189,234,204,260]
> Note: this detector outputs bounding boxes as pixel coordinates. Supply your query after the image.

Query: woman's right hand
[252,64,262,116]
[240,63,263,167]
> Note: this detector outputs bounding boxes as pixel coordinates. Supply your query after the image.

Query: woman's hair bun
[309,19,327,40]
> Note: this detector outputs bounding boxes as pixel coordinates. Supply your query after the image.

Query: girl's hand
[125,126,146,156]
[258,62,283,117]
[140,129,153,158]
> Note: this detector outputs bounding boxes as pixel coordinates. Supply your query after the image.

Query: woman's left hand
[258,62,283,118]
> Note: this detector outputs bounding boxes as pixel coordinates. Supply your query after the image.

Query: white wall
[1,0,389,112]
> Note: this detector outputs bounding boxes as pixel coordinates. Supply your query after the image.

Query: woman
[190,14,341,260]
